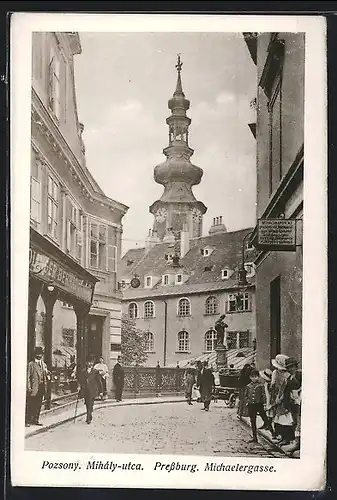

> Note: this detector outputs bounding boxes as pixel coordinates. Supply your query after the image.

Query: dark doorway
[270,276,281,360]
[87,315,104,362]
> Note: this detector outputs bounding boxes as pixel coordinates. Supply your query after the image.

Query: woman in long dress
[237,363,252,418]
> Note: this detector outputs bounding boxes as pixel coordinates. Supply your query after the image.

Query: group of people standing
[26,348,125,427]
[237,354,302,455]
[184,360,215,411]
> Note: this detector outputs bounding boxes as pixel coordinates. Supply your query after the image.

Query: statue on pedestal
[215,315,228,347]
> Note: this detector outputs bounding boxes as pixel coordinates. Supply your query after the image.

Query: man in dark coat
[26,347,50,426]
[113,356,125,402]
[78,358,102,424]
[199,360,215,411]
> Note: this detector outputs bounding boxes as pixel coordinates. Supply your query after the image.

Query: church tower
[149,55,207,242]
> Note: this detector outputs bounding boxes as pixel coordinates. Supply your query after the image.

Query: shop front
[27,228,98,407]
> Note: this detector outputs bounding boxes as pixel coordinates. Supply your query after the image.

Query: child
[245,369,274,443]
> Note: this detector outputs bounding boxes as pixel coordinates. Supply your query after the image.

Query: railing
[123,366,186,397]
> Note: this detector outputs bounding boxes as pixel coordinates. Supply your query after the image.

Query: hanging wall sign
[256,218,297,251]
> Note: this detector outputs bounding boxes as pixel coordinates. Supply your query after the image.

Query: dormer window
[176,274,183,285]
[244,262,256,278]
[246,242,254,251]
[204,265,213,272]
[162,274,169,285]
[221,269,229,280]
[201,246,213,257]
[165,253,174,263]
[145,276,152,288]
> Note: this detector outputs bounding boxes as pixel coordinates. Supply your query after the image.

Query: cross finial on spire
[176,54,183,73]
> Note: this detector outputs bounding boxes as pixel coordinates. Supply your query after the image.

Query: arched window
[144,301,155,318]
[205,329,217,352]
[129,302,138,319]
[145,332,154,352]
[177,298,191,317]
[178,330,190,352]
[205,296,218,315]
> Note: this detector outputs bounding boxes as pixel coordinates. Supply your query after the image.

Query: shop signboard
[29,247,95,303]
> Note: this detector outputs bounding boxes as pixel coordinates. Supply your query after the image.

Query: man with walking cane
[76,357,102,424]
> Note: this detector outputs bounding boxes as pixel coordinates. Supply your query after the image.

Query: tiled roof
[121,227,256,297]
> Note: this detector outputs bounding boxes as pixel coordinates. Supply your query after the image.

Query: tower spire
[175,54,184,95]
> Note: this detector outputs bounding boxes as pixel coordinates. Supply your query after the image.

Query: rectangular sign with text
[256,218,297,251]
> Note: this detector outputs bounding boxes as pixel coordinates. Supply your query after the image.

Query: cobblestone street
[26,401,285,458]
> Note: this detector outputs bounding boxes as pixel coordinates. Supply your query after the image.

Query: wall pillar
[41,287,58,410]
[74,303,91,375]
[27,278,43,362]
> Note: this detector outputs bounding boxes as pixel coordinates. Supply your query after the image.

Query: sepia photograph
[10,13,326,490]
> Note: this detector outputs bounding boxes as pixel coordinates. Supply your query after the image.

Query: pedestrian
[195,360,203,402]
[245,368,274,443]
[258,368,275,433]
[113,355,125,402]
[155,361,162,396]
[199,360,215,411]
[237,363,252,419]
[282,357,302,454]
[270,353,294,446]
[26,346,51,427]
[68,355,77,393]
[184,367,195,405]
[78,358,102,424]
[94,355,109,400]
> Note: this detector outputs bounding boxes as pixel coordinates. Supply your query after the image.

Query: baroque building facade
[29,32,128,401]
[243,32,304,368]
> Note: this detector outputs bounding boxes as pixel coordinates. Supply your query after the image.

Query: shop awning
[172,347,256,370]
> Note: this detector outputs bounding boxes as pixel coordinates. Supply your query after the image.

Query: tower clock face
[191,208,202,223]
[155,207,168,223]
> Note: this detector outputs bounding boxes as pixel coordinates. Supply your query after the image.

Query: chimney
[180,224,190,258]
[208,215,227,236]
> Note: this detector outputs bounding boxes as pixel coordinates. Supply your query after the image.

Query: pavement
[25,395,186,438]
[25,398,286,458]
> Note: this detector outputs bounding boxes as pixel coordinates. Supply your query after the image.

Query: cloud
[215,91,235,105]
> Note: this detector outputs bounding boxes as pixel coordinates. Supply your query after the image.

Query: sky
[73,32,257,255]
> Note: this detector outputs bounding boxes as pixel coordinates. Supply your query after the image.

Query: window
[62,328,75,348]
[246,242,254,250]
[205,329,217,352]
[30,177,41,227]
[205,296,218,315]
[176,274,183,285]
[66,202,83,262]
[177,298,191,317]
[89,222,117,272]
[227,331,238,350]
[48,46,61,120]
[227,293,251,313]
[221,269,229,280]
[145,332,155,352]
[129,303,138,319]
[145,276,152,288]
[165,253,174,262]
[47,175,59,240]
[144,301,155,318]
[178,330,190,352]
[201,248,210,257]
[162,274,169,285]
[239,331,250,348]
[226,330,251,349]
[204,265,213,272]
[244,262,255,278]
[62,302,72,309]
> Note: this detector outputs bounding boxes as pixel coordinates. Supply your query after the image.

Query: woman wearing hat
[270,354,296,446]
[259,368,275,434]
[282,357,302,454]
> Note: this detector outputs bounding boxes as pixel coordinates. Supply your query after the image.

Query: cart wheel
[224,399,230,407]
[229,394,237,408]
